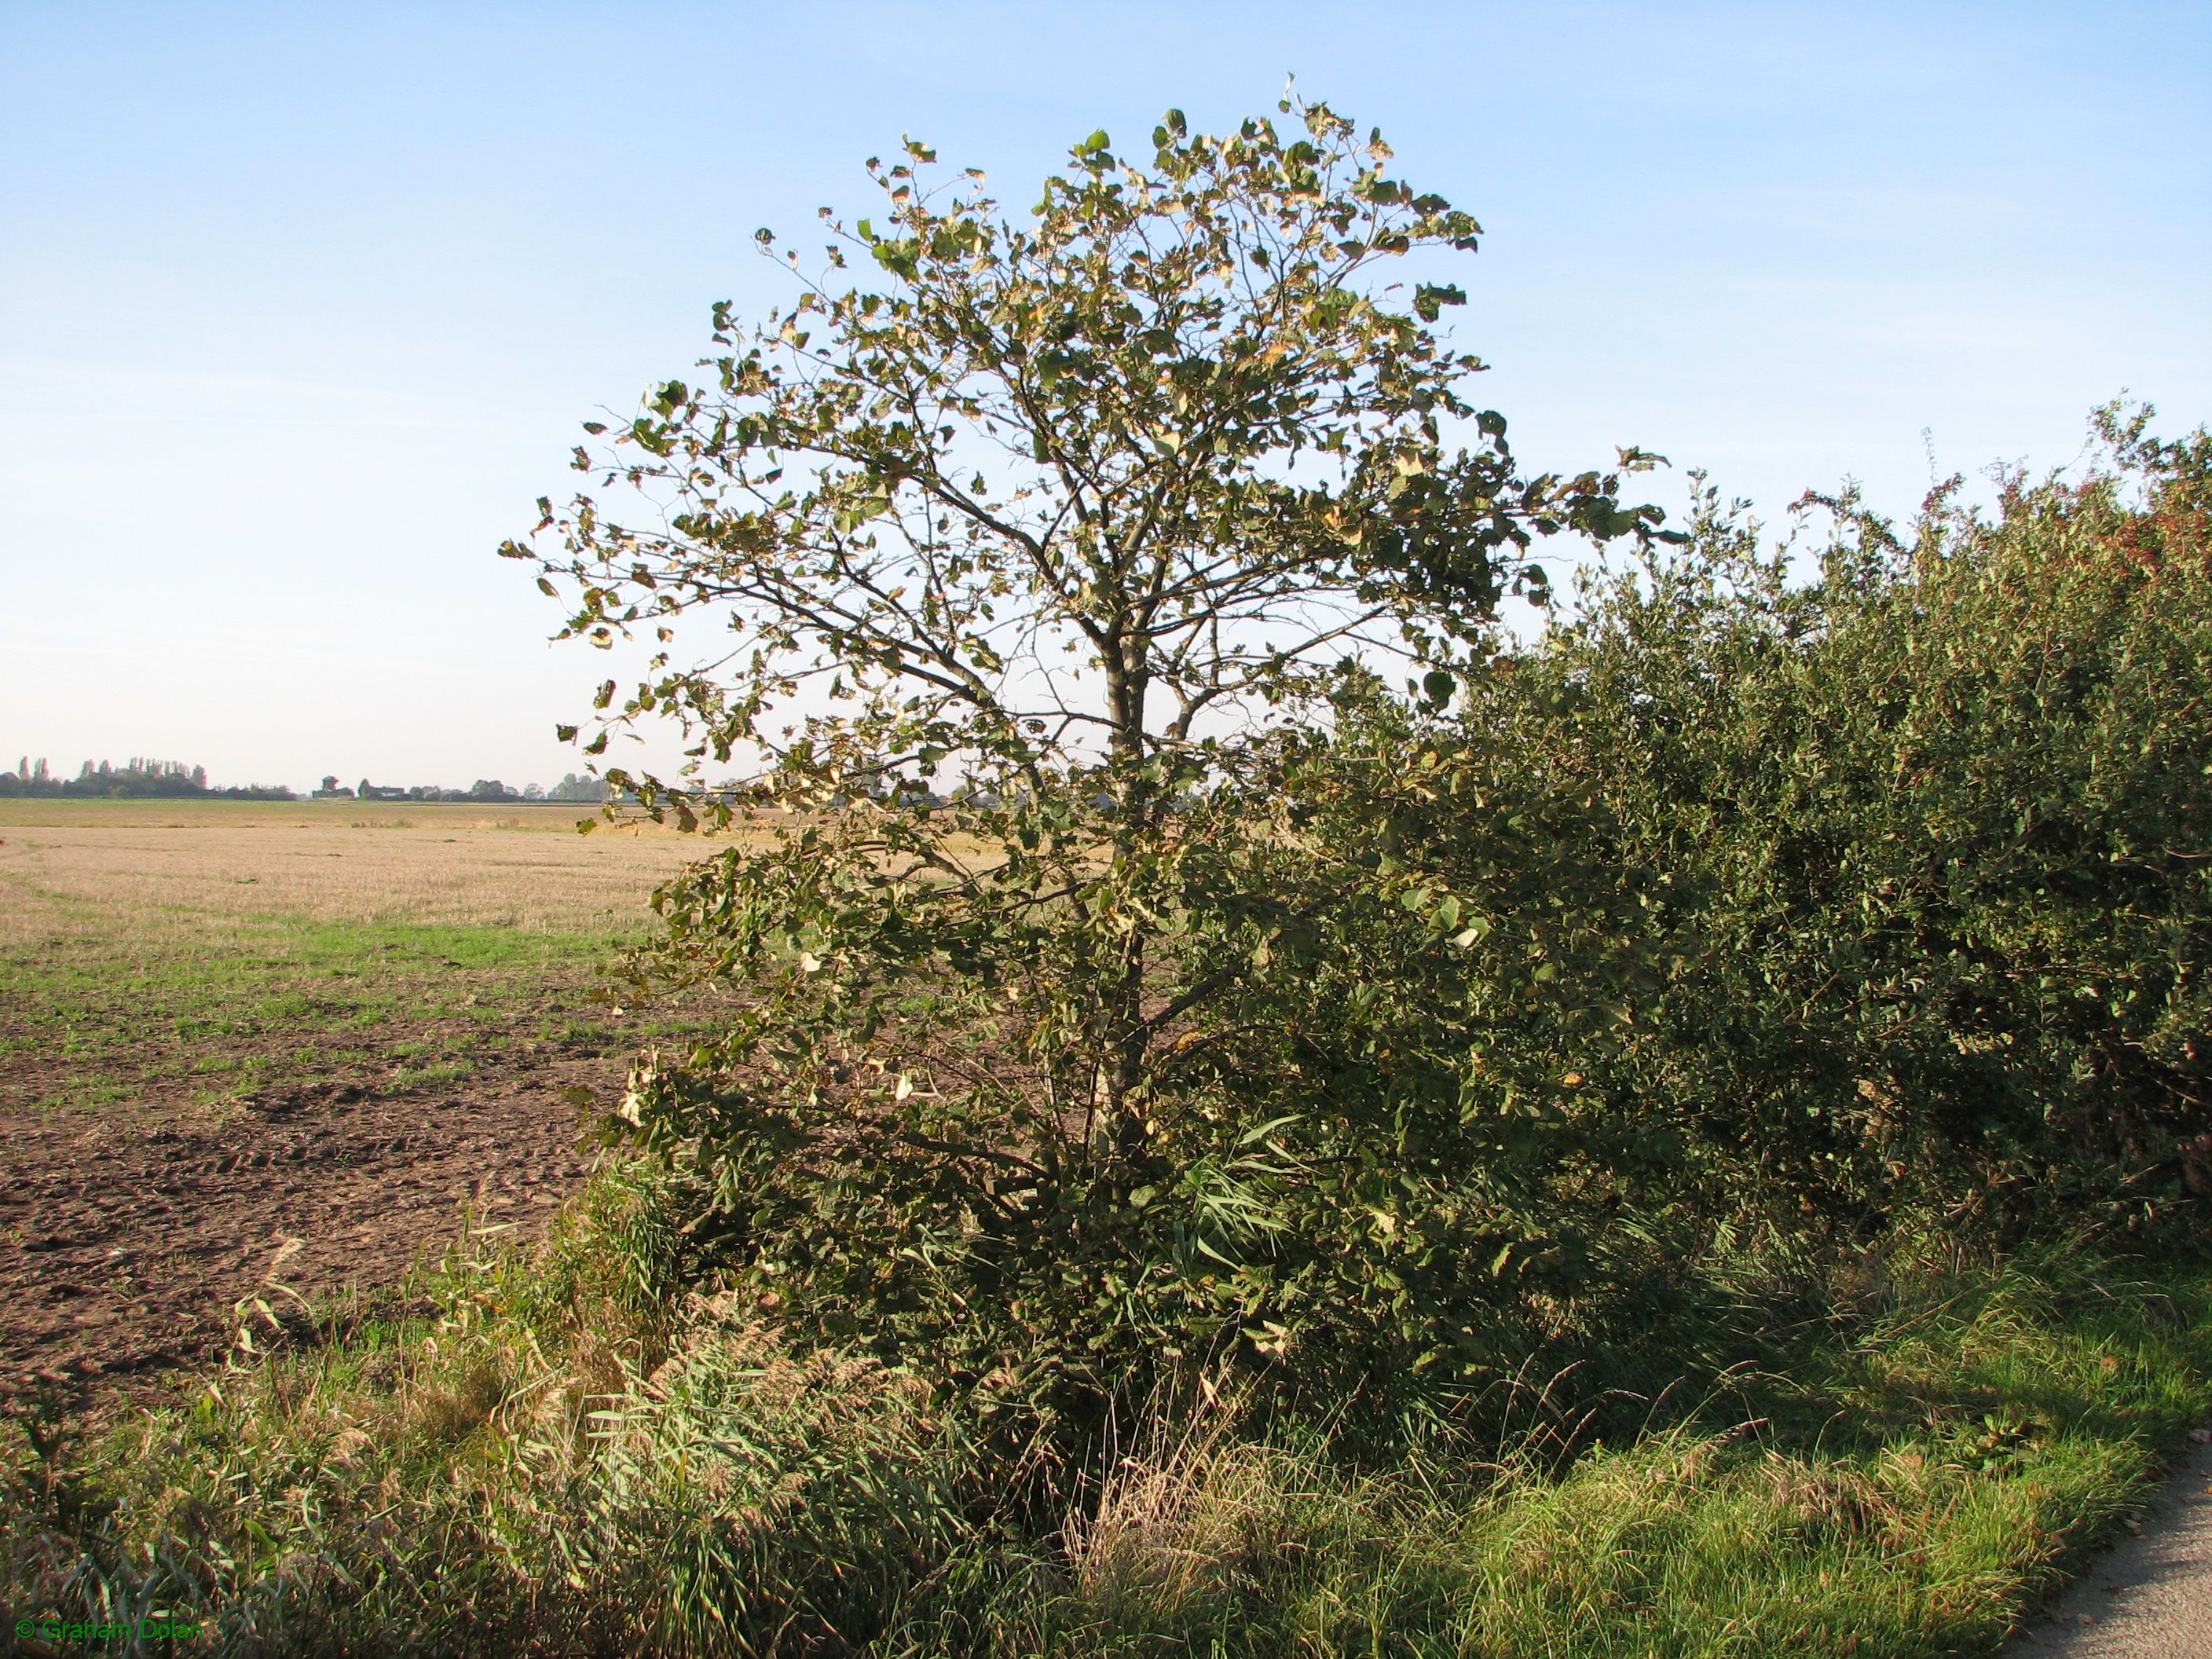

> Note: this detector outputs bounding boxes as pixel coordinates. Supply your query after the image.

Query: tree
[548,771,608,803]
[509,97,1668,1419]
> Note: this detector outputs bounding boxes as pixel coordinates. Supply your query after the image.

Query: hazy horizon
[2,754,595,796]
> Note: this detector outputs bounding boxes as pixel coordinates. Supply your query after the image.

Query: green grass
[0,801,713,1111]
[392,1058,478,1089]
[3,1173,2203,1657]
[0,895,672,1112]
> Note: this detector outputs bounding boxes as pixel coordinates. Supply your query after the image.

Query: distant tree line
[0,757,293,800]
[322,772,611,803]
[0,759,618,804]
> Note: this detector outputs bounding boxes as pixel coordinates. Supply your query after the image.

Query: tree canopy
[511,96,1664,824]
[506,96,1673,1426]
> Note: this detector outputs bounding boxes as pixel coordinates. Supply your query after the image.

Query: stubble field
[0,798,720,1405]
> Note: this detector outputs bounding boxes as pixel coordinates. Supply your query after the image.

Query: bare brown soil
[0,800,740,1414]
[0,1057,621,1412]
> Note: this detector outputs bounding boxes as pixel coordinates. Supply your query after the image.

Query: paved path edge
[2004,1432,2212,1656]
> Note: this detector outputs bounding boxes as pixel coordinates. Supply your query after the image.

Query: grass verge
[2,1170,2206,1657]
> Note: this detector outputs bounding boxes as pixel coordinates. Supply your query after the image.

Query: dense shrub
[1473,404,2212,1239]
[617,408,2212,1434]
[1219,406,2212,1378]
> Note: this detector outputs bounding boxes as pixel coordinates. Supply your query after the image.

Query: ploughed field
[0,799,716,1407]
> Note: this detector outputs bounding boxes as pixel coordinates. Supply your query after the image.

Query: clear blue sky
[3,2,2206,792]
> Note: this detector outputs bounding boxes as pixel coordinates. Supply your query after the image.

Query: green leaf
[1412,283,1466,322]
